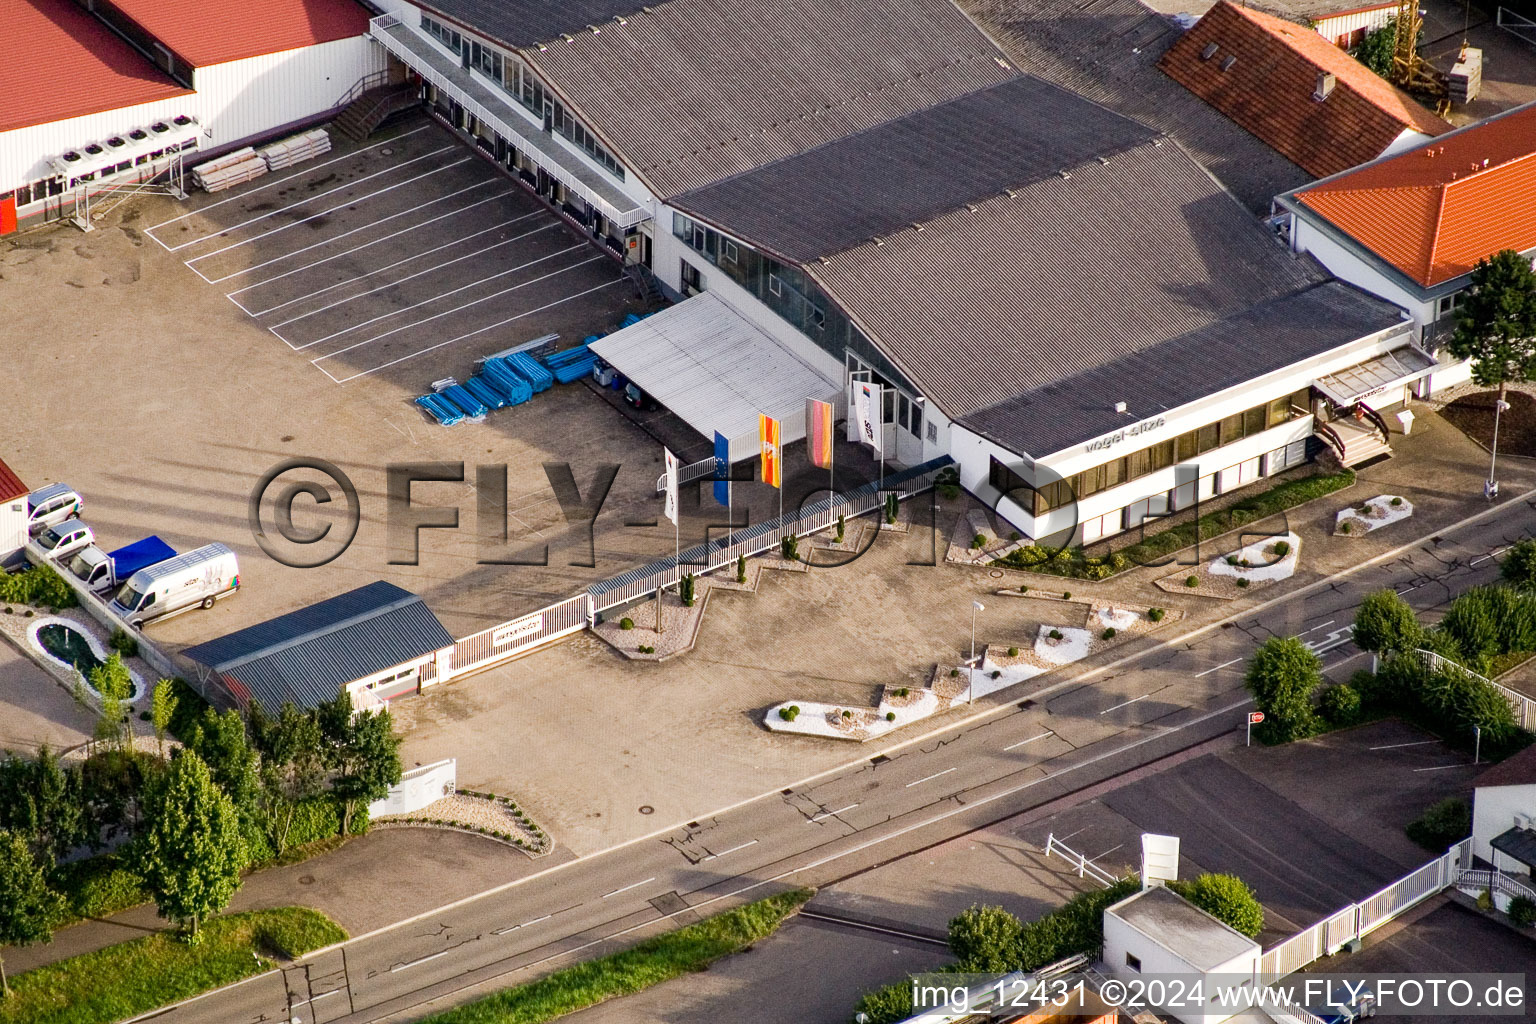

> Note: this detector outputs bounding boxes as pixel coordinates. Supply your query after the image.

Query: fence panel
[1357,857,1446,936]
[448,593,591,679]
[1258,924,1322,984]
[1322,905,1358,953]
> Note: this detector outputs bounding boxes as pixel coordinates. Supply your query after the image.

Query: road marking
[601,877,656,899]
[1004,731,1053,751]
[1301,624,1354,655]
[389,946,460,973]
[1413,764,1472,773]
[491,914,551,935]
[145,126,429,237]
[1298,620,1335,635]
[1195,658,1242,678]
[166,144,457,252]
[703,840,758,861]
[207,180,500,286]
[807,803,859,823]
[1370,740,1441,750]
[1099,694,1148,715]
[905,767,957,788]
[1397,584,1420,594]
[323,277,628,382]
[1470,546,1509,567]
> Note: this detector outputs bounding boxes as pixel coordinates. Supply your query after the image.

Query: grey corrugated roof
[959,282,1407,458]
[956,0,1310,214]
[417,0,652,48]
[517,0,1017,197]
[183,581,453,710]
[672,75,1157,263]
[807,139,1326,423]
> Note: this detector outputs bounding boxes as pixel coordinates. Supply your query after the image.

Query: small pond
[37,623,106,677]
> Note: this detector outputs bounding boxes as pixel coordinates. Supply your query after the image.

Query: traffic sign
[1248,711,1265,724]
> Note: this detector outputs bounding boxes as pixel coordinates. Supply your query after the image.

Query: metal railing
[446,593,590,680]
[1043,832,1121,887]
[1457,867,1536,904]
[590,456,950,614]
[655,456,718,494]
[332,68,393,110]
[1498,6,1536,44]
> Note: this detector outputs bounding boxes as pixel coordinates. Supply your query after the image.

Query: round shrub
[1226,555,1239,566]
[1186,575,1199,587]
[1320,683,1362,726]
[619,617,634,630]
[1391,496,1404,506]
[1509,895,1536,928]
[1148,607,1166,622]
[1502,538,1536,589]
[779,707,792,721]
[1273,540,1291,557]
[990,669,1001,679]
[1236,578,1250,589]
[949,668,959,677]
[971,533,988,550]
[1172,874,1264,938]
[1061,592,1072,600]
[841,709,852,718]
[1102,627,1116,640]
[1006,646,1019,657]
[1048,628,1064,640]
[1018,584,1029,593]
[886,712,896,722]
[1340,521,1353,535]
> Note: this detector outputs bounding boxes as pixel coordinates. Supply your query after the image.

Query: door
[0,195,16,235]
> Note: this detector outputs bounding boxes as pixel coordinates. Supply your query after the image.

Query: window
[768,273,783,296]
[1125,953,1142,973]
[1219,412,1245,446]
[926,420,937,443]
[1436,292,1463,320]
[680,259,703,296]
[989,456,1030,498]
[911,402,923,439]
[1244,405,1266,437]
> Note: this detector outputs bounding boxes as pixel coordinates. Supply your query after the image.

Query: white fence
[368,758,455,817]
[1499,6,1536,44]
[655,456,718,494]
[1414,648,1536,731]
[444,593,591,681]
[1043,832,1122,887]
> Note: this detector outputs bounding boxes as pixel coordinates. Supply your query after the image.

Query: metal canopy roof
[184,581,453,710]
[1312,344,1437,407]
[590,293,839,459]
[1491,827,1536,869]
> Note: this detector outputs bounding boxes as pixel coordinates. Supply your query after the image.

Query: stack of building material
[192,148,267,192]
[259,128,332,171]
[1449,48,1482,104]
[543,342,600,384]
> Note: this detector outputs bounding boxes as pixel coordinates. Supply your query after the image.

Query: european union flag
[713,431,730,507]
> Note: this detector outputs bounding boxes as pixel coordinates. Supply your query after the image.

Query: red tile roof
[107,0,372,68]
[1475,743,1536,789]
[1159,1,1451,179]
[0,458,28,504]
[1297,102,1536,287]
[0,0,190,134]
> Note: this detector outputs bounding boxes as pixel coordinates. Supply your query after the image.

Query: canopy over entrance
[590,293,840,460]
[1313,344,1437,407]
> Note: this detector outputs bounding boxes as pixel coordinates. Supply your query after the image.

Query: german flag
[806,398,833,469]
[759,414,782,488]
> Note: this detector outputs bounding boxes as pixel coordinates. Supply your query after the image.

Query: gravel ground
[378,791,549,853]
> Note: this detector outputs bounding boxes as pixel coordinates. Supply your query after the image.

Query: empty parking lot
[146,117,632,386]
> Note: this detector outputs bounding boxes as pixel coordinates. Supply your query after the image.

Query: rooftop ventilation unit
[1313,71,1336,101]
[1114,401,1128,414]
[1200,42,1219,60]
[1219,55,1237,71]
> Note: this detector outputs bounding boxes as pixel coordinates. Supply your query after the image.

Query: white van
[109,543,239,628]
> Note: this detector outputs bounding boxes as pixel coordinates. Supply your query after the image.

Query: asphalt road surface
[143,494,1536,1024]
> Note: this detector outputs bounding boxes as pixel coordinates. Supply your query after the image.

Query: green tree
[255,703,329,856]
[136,750,245,939]
[320,691,402,834]
[0,829,66,996]
[150,679,179,757]
[0,748,85,865]
[1244,636,1322,742]
[1171,874,1264,938]
[1353,589,1423,671]
[1447,250,1536,405]
[1502,538,1536,589]
[188,708,262,854]
[948,904,1024,972]
[1350,16,1400,78]
[86,653,135,752]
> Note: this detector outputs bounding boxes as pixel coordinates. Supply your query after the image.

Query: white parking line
[1369,740,1440,751]
[601,877,656,899]
[806,803,859,824]
[275,242,584,349]
[229,197,533,308]
[1194,658,1242,678]
[1099,694,1148,715]
[206,179,499,286]
[322,277,628,383]
[186,158,470,264]
[1003,731,1053,751]
[145,126,429,238]
[265,220,556,332]
[311,255,603,363]
[165,143,456,252]
[702,840,758,861]
[905,767,957,788]
[1412,764,1471,772]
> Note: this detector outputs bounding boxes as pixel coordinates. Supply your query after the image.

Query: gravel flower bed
[1335,495,1413,536]
[376,791,552,856]
[1156,532,1301,600]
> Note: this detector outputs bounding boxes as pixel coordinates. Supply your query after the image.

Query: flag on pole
[663,447,679,526]
[853,380,882,454]
[806,398,834,469]
[713,431,730,507]
[759,414,782,489]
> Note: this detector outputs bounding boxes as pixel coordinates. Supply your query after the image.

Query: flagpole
[879,386,886,490]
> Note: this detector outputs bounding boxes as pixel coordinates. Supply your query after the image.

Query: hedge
[0,563,78,609]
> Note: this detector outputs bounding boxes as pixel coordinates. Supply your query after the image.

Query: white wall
[1289,216,1432,329]
[0,94,196,194]
[1103,898,1260,1024]
[0,495,26,565]
[1473,782,1536,869]
[368,757,455,817]
[1314,5,1397,45]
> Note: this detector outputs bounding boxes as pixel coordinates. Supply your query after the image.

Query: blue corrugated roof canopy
[183,581,453,710]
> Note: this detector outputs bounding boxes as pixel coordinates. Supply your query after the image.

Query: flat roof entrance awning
[590,293,840,461]
[1491,826,1536,869]
[1313,344,1437,407]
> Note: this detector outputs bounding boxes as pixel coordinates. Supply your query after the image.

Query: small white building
[1471,745,1536,886]
[1104,885,1262,1024]
[0,459,30,570]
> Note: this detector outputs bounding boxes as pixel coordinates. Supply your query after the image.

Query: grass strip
[0,907,346,1024]
[421,889,813,1024]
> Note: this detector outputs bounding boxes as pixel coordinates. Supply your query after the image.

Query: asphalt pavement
[133,492,1536,1024]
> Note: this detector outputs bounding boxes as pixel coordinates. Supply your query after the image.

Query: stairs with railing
[1317,415,1393,467]
[332,82,419,141]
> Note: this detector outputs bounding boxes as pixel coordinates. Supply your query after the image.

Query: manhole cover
[381,148,394,156]
[989,570,1003,578]
[298,875,315,885]
[638,805,654,815]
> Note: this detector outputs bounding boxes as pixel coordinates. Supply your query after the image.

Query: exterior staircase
[1317,415,1393,467]
[625,263,664,305]
[332,83,419,141]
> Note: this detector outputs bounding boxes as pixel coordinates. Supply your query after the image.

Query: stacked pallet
[192,148,266,192]
[259,128,332,171]
[1449,48,1482,105]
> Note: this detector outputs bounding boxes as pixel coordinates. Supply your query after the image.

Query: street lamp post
[1486,398,1511,500]
[969,600,984,705]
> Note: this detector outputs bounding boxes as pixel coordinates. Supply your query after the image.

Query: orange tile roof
[107,0,372,68]
[0,458,28,504]
[1159,1,1451,178]
[1297,102,1536,286]
[0,0,191,134]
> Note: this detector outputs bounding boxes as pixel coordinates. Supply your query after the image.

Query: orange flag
[759,414,782,488]
[806,398,833,469]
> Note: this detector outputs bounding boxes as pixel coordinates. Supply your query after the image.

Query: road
[143,495,1535,1024]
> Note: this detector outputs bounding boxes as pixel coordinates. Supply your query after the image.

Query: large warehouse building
[1,0,386,230]
[353,0,1467,545]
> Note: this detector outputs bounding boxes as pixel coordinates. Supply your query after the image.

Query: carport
[589,293,841,460]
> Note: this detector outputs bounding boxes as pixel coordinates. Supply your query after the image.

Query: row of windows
[991,389,1312,515]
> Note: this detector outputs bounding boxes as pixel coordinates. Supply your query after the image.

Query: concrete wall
[0,494,26,566]
[1473,782,1536,870]
[369,757,455,817]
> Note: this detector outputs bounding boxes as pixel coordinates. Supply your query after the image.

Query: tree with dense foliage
[948,904,1025,972]
[1447,250,1536,404]
[1406,797,1471,852]
[252,702,330,855]
[1244,636,1322,742]
[150,680,178,756]
[85,653,135,752]
[1503,538,1536,589]
[319,691,402,834]
[0,829,66,996]
[187,708,262,855]
[137,750,245,939]
[1350,16,1399,78]
[1353,589,1423,670]
[1171,874,1264,938]
[0,747,85,865]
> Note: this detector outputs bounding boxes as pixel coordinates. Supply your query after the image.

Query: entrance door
[0,195,15,235]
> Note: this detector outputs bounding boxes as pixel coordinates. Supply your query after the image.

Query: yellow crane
[1391,0,1454,114]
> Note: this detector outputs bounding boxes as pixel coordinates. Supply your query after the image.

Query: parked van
[109,543,239,628]
[26,483,83,535]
